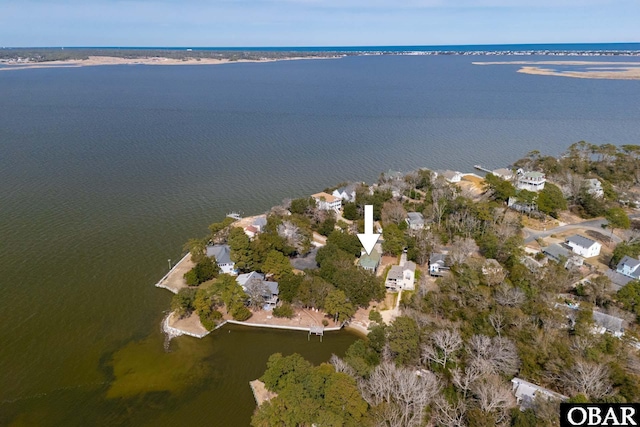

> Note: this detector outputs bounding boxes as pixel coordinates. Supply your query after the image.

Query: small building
[244,225,259,239]
[492,168,514,181]
[332,183,358,202]
[565,234,601,258]
[206,244,237,275]
[405,212,426,231]
[542,244,583,269]
[511,378,568,411]
[508,196,537,214]
[385,262,417,291]
[616,256,640,279]
[435,170,463,183]
[311,192,342,211]
[516,171,546,192]
[429,253,448,276]
[592,311,625,338]
[584,178,604,198]
[358,249,381,272]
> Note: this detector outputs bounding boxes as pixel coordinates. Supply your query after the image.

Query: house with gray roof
[206,244,237,275]
[543,244,583,269]
[385,261,416,291]
[565,234,601,258]
[435,170,463,183]
[236,272,279,310]
[616,256,640,279]
[492,168,514,181]
[511,378,568,411]
[516,170,546,192]
[332,183,358,202]
[405,212,426,231]
[592,311,625,337]
[429,253,448,276]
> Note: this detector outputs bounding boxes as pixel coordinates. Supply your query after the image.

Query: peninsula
[155,141,640,426]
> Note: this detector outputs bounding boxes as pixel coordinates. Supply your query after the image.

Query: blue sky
[1,0,639,47]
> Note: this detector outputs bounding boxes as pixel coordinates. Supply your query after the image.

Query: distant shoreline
[474,60,640,80]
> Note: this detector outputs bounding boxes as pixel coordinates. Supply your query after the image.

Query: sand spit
[473,60,640,80]
[0,55,339,71]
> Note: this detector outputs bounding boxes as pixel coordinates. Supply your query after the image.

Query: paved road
[523,213,640,244]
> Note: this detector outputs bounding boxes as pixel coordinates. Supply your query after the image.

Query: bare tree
[467,335,520,377]
[431,395,467,427]
[360,362,441,427]
[381,200,407,226]
[452,363,482,399]
[471,375,516,423]
[449,237,478,265]
[421,329,463,368]
[489,312,506,337]
[562,360,613,399]
[277,220,306,253]
[244,278,268,310]
[494,283,525,307]
[329,354,356,377]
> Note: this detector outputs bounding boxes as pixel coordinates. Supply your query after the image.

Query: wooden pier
[226,212,243,220]
[474,164,493,174]
[308,326,324,342]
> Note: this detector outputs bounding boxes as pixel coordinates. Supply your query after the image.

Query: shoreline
[473,60,640,80]
[0,55,340,72]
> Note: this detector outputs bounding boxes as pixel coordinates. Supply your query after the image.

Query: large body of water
[1,54,640,426]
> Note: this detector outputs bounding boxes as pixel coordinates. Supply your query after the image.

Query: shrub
[199,310,223,331]
[322,319,329,326]
[273,302,295,318]
[231,305,252,321]
[368,310,383,324]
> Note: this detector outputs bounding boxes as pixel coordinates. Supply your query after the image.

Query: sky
[1,0,639,47]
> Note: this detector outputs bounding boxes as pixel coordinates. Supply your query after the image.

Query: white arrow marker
[357,205,381,255]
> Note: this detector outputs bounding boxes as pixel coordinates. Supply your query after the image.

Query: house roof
[566,234,599,250]
[404,261,416,272]
[387,265,404,280]
[430,253,447,264]
[245,225,258,234]
[236,271,264,287]
[206,245,233,265]
[406,212,425,225]
[492,168,513,177]
[618,255,640,271]
[438,170,461,180]
[311,192,339,203]
[605,269,635,289]
[253,216,267,227]
[359,250,381,269]
[592,311,624,334]
[543,244,572,261]
[264,281,279,296]
[511,378,567,409]
[521,171,545,179]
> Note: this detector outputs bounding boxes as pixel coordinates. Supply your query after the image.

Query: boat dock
[474,164,493,174]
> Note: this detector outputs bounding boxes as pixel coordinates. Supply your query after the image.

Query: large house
[435,170,463,183]
[311,192,342,211]
[516,171,546,192]
[542,244,583,269]
[405,212,426,231]
[429,253,448,276]
[385,262,417,291]
[206,244,237,275]
[358,249,381,272]
[616,256,640,279]
[236,272,279,310]
[584,178,604,198]
[332,183,358,203]
[565,234,601,258]
[511,378,568,411]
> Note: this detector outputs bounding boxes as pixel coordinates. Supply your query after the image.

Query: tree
[184,238,206,263]
[605,207,630,239]
[184,256,219,286]
[228,227,253,271]
[562,360,613,399]
[289,197,315,215]
[421,328,462,369]
[381,200,407,226]
[245,277,269,310]
[448,236,477,265]
[171,288,197,318]
[261,250,292,280]
[537,183,567,218]
[272,302,295,318]
[386,316,421,366]
[324,289,355,323]
[617,280,640,317]
[382,223,406,256]
[484,174,516,202]
[343,202,358,220]
[471,375,515,424]
[296,275,334,309]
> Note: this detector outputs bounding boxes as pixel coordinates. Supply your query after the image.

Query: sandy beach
[473,60,640,80]
[0,55,338,71]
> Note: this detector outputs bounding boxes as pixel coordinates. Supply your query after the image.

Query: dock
[474,164,493,174]
[226,212,243,220]
[308,325,324,342]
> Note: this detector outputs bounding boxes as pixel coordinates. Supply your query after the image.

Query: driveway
[523,214,640,244]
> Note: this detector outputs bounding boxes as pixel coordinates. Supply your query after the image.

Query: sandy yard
[156,254,194,293]
[167,311,209,337]
[250,380,277,406]
[378,255,399,277]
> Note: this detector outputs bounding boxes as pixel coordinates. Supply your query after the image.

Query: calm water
[1,55,640,426]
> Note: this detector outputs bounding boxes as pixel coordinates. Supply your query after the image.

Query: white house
[311,192,342,211]
[435,170,463,183]
[332,183,358,202]
[385,262,416,291]
[405,212,426,231]
[565,234,601,258]
[585,178,604,198]
[516,171,546,192]
[511,378,568,411]
[236,271,279,310]
[616,256,640,279]
[429,253,448,276]
[206,244,237,275]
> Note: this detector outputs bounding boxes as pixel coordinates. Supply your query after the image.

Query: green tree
[343,202,359,220]
[617,280,640,317]
[184,238,206,263]
[273,302,295,318]
[484,173,516,202]
[171,288,197,318]
[605,207,630,239]
[261,250,293,279]
[228,227,254,271]
[537,183,567,218]
[386,316,420,366]
[290,197,315,215]
[278,272,303,303]
[381,223,405,255]
[324,289,355,323]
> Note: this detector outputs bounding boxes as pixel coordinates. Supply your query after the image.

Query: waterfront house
[244,225,259,239]
[511,378,568,411]
[516,170,546,192]
[435,170,463,183]
[492,168,514,181]
[616,256,640,279]
[385,262,416,291]
[585,178,604,198]
[358,249,381,272]
[429,253,448,276]
[311,192,342,212]
[565,234,601,258]
[252,216,268,232]
[236,272,279,310]
[405,212,426,231]
[332,183,358,202]
[206,244,237,275]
